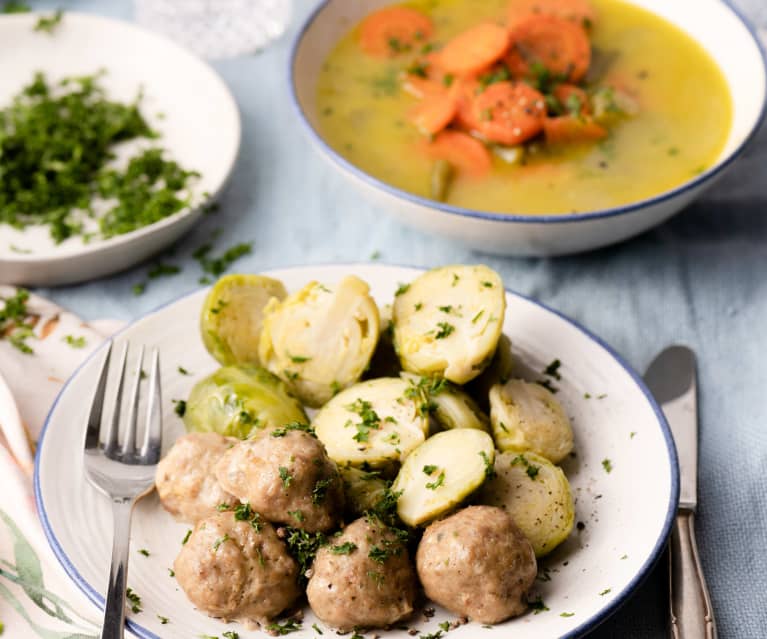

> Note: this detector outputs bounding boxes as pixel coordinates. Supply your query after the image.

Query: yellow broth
[315,0,732,215]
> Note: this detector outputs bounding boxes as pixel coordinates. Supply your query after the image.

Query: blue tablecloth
[32,1,767,636]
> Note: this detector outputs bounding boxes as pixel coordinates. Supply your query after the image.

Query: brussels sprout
[363,304,402,379]
[259,276,380,407]
[392,265,506,384]
[392,429,495,527]
[466,334,514,411]
[489,379,574,463]
[200,274,287,366]
[312,378,429,469]
[184,366,308,439]
[338,465,391,516]
[478,451,574,557]
[400,372,489,433]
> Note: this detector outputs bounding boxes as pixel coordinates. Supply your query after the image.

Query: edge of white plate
[33,263,680,639]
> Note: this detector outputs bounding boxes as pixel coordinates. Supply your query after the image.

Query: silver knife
[644,346,716,639]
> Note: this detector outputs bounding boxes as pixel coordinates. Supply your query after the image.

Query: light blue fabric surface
[29,1,767,636]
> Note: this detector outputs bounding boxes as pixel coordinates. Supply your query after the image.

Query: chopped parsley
[511,454,540,480]
[137,548,150,557]
[404,375,448,417]
[602,458,613,473]
[0,288,35,354]
[194,242,252,278]
[222,632,239,639]
[229,502,262,532]
[2,1,30,13]
[407,61,429,78]
[312,477,333,505]
[451,273,460,286]
[271,421,315,437]
[181,529,192,545]
[543,358,562,380]
[425,470,446,490]
[471,309,484,324]
[330,542,357,555]
[157,615,169,624]
[422,464,438,475]
[529,595,549,614]
[265,618,302,635]
[125,587,142,613]
[479,451,496,479]
[394,282,410,296]
[346,398,382,443]
[478,65,511,89]
[560,612,575,617]
[282,527,327,583]
[173,399,187,417]
[599,588,612,596]
[288,509,305,522]
[288,353,311,363]
[312,623,323,634]
[147,262,180,279]
[213,534,230,551]
[62,334,86,348]
[278,466,293,488]
[419,632,444,639]
[34,9,63,33]
[434,322,455,339]
[368,541,402,564]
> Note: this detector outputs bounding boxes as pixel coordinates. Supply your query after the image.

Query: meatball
[155,432,238,523]
[416,506,537,624]
[215,429,344,532]
[174,510,300,623]
[307,516,417,630]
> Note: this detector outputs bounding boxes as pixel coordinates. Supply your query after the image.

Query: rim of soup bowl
[289,0,767,226]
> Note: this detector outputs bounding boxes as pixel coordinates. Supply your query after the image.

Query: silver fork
[83,341,163,639]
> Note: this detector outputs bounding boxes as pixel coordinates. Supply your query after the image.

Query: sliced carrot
[505,14,591,82]
[508,0,596,29]
[467,81,546,145]
[409,92,458,135]
[424,131,492,177]
[553,83,591,115]
[543,115,607,143]
[401,74,446,99]
[359,6,433,58]
[432,23,510,76]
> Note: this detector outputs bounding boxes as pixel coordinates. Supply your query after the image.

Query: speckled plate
[0,12,241,286]
[34,264,678,638]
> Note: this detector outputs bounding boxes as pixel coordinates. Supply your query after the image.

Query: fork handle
[100,497,135,639]
[670,510,717,639]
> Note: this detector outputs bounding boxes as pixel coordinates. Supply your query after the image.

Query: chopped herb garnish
[34,9,63,33]
[425,470,445,490]
[312,623,324,634]
[407,61,429,77]
[2,1,30,13]
[271,422,315,438]
[395,282,410,296]
[529,596,549,614]
[543,359,562,380]
[330,542,357,555]
[439,621,450,632]
[471,310,484,324]
[288,509,305,522]
[312,477,333,505]
[62,335,86,348]
[434,322,455,339]
[282,527,327,584]
[0,288,35,354]
[560,612,575,617]
[443,73,455,87]
[138,548,149,557]
[168,568,175,577]
[194,242,252,278]
[126,587,142,613]
[423,464,438,475]
[173,399,187,417]
[213,534,230,551]
[182,529,192,544]
[157,615,169,624]
[147,262,180,279]
[451,273,460,286]
[222,632,239,639]
[602,458,613,473]
[419,631,444,639]
[414,302,423,311]
[478,65,511,89]
[266,618,302,635]
[132,283,146,296]
[599,588,612,596]
[279,466,293,488]
[288,353,311,363]
[346,398,382,443]
[479,451,496,479]
[511,454,540,480]
[177,366,191,375]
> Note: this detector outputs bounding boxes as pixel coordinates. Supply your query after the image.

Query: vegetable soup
[316,0,732,214]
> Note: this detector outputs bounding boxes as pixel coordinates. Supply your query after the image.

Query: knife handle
[670,510,717,639]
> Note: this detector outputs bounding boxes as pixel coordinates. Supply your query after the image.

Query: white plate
[34,264,678,638]
[0,12,241,286]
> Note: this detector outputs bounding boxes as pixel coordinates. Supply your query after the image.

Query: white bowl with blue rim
[35,263,678,639]
[290,0,767,256]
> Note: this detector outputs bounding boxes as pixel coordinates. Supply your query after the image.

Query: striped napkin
[0,286,124,638]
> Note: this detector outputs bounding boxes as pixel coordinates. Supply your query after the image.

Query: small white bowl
[290,0,767,256]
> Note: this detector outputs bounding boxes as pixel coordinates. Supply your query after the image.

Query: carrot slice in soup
[543,115,607,143]
[553,83,591,114]
[425,131,492,177]
[508,0,596,29]
[402,75,446,99]
[359,6,433,58]
[469,81,547,145]
[410,92,458,135]
[432,23,510,75]
[505,14,591,82]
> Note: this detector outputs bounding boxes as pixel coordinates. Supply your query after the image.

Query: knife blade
[644,345,716,639]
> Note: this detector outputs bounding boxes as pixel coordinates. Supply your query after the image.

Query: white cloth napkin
[0,286,124,638]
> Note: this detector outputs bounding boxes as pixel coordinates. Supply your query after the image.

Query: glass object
[135,0,292,59]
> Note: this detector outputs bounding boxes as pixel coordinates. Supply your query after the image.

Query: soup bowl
[290,0,766,256]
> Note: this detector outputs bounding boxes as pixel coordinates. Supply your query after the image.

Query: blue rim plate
[34,263,679,639]
[288,0,767,225]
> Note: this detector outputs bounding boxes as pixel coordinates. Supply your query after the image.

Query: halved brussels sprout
[184,366,308,439]
[392,265,506,384]
[259,276,380,407]
[312,378,429,469]
[392,429,495,527]
[489,379,574,463]
[400,372,489,433]
[478,451,574,557]
[200,274,287,366]
[338,465,391,516]
[466,334,514,411]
